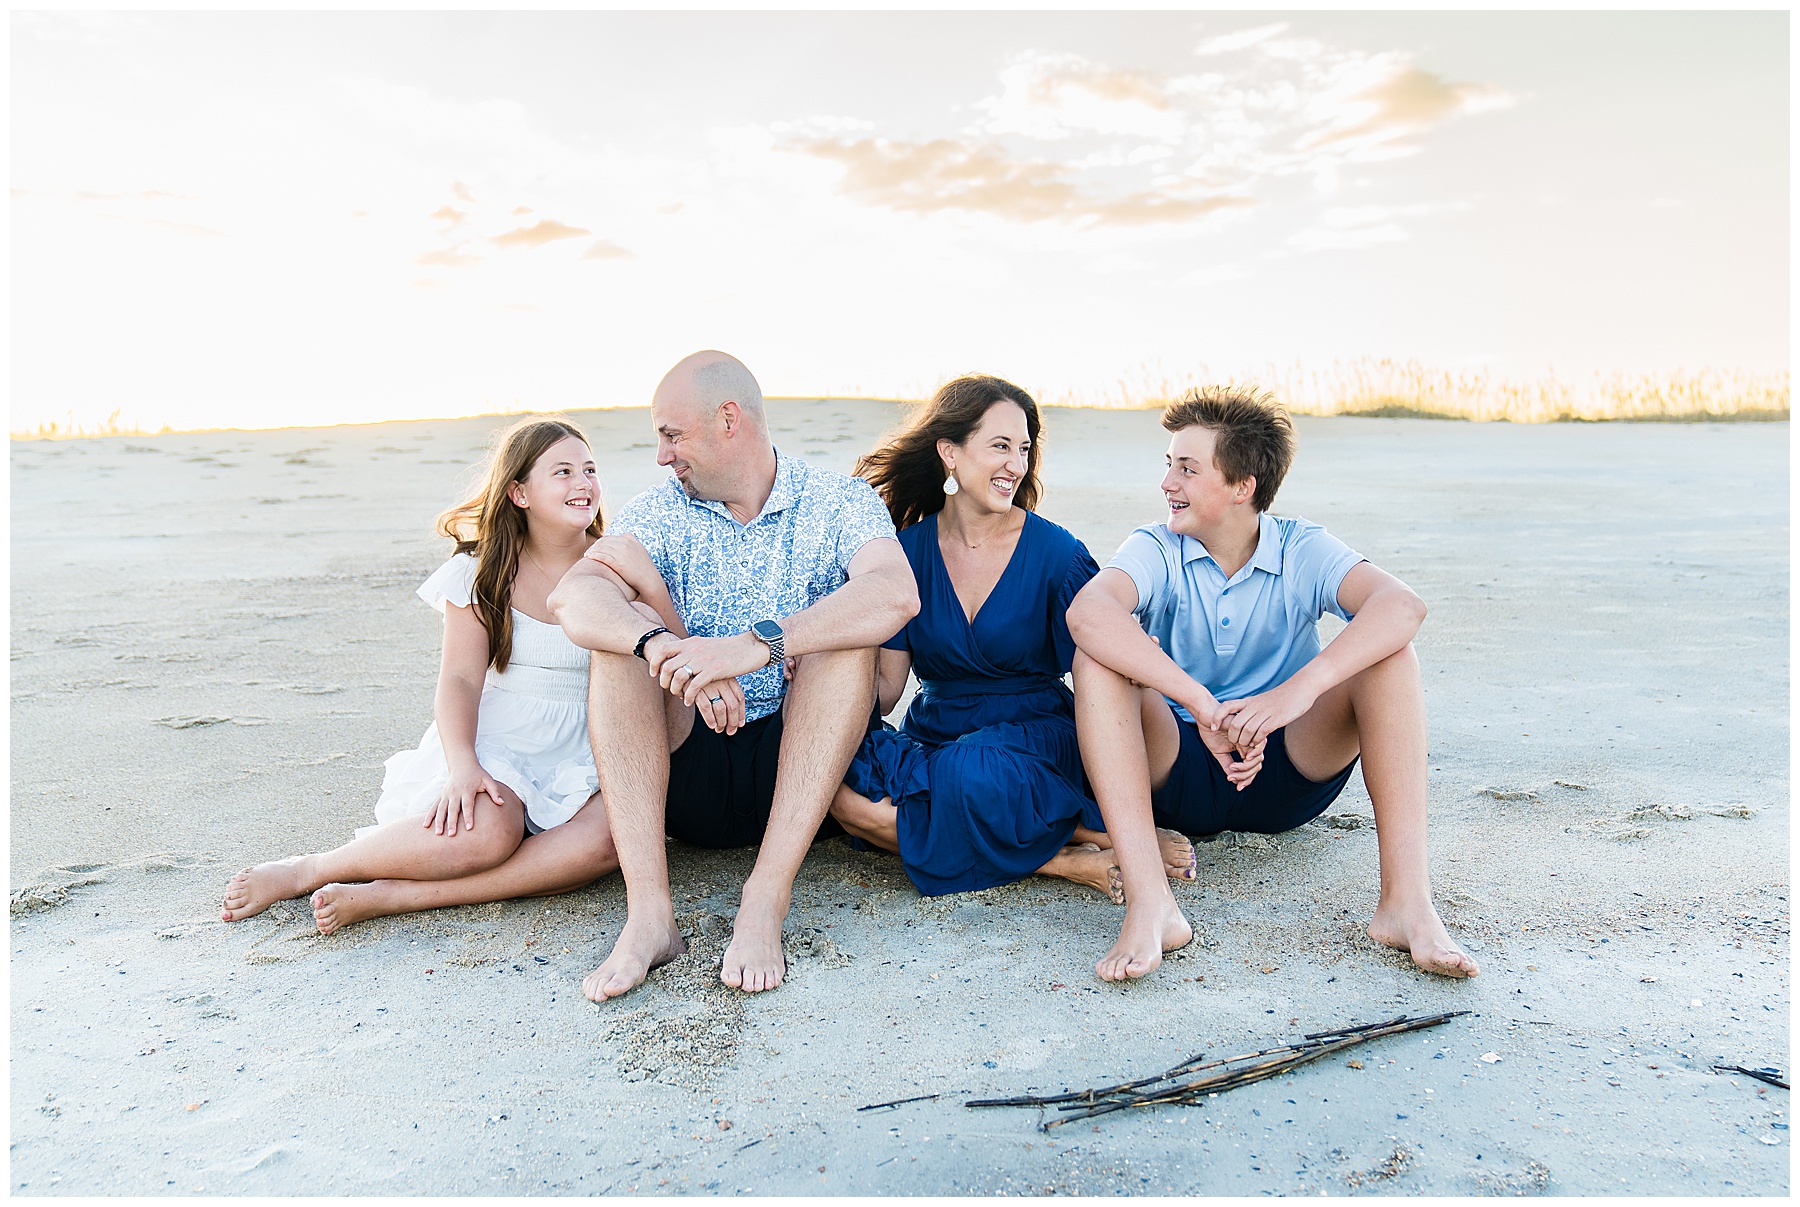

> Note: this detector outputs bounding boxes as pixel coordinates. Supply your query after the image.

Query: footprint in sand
[11,852,209,915]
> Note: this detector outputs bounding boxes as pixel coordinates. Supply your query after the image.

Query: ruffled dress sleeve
[417,552,478,614]
[1048,539,1101,672]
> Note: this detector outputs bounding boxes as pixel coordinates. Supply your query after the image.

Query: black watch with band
[749,619,785,667]
[632,626,669,660]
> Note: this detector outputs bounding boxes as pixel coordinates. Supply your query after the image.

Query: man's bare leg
[582,647,694,1001]
[1072,650,1193,980]
[722,646,876,993]
[1283,644,1478,978]
[312,793,618,934]
[221,791,527,921]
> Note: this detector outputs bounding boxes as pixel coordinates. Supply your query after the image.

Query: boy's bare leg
[722,646,876,993]
[582,648,695,1001]
[1282,643,1478,978]
[311,793,618,934]
[1072,650,1193,980]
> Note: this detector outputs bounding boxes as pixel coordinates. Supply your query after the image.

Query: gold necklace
[521,546,562,583]
[943,511,1016,552]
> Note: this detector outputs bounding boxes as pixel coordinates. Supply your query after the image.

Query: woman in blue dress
[829,375,1197,897]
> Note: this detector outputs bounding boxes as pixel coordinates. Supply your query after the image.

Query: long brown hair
[855,375,1044,530]
[435,417,603,671]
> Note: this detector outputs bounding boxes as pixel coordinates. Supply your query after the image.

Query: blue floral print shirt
[613,450,897,721]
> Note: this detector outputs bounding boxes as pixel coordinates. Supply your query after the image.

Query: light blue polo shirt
[1107,512,1365,720]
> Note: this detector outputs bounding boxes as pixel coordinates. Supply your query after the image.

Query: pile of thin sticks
[966,1011,1469,1128]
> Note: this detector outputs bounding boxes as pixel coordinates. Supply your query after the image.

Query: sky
[10,10,1789,433]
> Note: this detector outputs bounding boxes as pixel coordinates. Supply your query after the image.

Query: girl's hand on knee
[430,764,508,836]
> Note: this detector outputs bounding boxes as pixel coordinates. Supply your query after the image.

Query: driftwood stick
[857,1093,942,1112]
[1713,1065,1790,1090]
[966,1011,1467,1128]
[966,1042,1314,1109]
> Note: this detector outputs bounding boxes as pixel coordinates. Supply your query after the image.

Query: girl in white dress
[220,418,681,933]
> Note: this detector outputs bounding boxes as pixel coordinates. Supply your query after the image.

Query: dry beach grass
[9,401,1789,1194]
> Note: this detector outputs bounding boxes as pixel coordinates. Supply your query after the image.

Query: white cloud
[1287,221,1408,251]
[1193,23,1291,57]
[786,33,1512,230]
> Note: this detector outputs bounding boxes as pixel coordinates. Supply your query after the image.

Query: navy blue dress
[843,511,1105,896]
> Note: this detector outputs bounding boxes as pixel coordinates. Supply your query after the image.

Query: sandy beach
[9,401,1789,1195]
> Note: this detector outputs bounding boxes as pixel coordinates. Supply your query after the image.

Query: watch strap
[632,626,669,660]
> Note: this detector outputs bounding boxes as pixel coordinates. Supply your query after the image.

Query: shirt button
[1220,617,1230,627]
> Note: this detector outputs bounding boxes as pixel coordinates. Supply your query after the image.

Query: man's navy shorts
[664,705,873,849]
[1150,703,1356,837]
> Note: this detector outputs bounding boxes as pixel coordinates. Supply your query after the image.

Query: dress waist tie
[917,674,1066,699]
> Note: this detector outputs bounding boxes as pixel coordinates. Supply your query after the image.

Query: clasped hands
[1187,679,1316,792]
[641,630,770,736]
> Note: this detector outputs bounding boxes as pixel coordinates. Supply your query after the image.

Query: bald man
[550,351,919,999]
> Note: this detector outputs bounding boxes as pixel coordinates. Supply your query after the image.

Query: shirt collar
[1180,511,1284,577]
[692,446,800,525]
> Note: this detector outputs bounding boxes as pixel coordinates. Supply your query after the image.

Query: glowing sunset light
[10,10,1787,435]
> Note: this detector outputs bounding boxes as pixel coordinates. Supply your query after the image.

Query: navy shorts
[1150,704,1356,838]
[664,705,873,849]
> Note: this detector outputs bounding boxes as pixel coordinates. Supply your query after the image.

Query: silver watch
[749,619,785,667]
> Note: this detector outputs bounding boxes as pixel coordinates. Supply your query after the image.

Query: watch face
[752,620,783,641]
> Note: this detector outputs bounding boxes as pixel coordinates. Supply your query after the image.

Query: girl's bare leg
[312,793,617,934]
[221,789,528,922]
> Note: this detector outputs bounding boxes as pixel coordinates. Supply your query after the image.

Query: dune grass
[1062,360,1789,423]
[12,409,175,442]
[13,362,1788,440]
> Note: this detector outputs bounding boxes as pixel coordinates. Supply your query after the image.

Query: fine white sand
[9,402,1789,1194]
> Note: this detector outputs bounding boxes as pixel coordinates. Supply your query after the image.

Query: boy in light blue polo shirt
[1066,385,1478,986]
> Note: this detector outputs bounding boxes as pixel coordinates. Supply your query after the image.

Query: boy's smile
[1161,425,1252,539]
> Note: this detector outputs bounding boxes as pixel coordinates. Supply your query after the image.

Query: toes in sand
[1368,899,1481,978]
[720,902,787,994]
[1096,894,1193,982]
[220,856,311,922]
[1156,827,1197,881]
[582,915,687,1002]
[311,883,384,936]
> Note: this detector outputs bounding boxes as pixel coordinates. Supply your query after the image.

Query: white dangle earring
[942,471,959,496]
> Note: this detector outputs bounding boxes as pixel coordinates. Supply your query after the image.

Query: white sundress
[364,553,599,835]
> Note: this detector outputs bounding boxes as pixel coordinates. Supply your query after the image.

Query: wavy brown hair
[855,375,1043,531]
[435,417,603,671]
[1161,384,1294,512]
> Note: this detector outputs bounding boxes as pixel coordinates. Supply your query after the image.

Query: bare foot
[1368,897,1480,978]
[1076,827,1196,883]
[1157,828,1197,881]
[311,883,389,936]
[721,897,787,993]
[1038,843,1125,905]
[220,856,313,922]
[1096,890,1192,982]
[582,913,687,1002]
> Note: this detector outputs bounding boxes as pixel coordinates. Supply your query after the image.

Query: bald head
[648,350,775,503]
[654,350,766,432]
